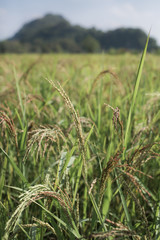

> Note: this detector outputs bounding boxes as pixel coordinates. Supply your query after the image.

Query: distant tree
[0,40,30,53]
[148,38,158,51]
[0,42,6,53]
[81,35,100,53]
[100,28,158,51]
[59,38,81,53]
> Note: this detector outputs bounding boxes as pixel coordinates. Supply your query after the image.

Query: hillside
[0,13,158,53]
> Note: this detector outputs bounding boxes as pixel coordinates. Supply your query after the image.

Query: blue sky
[0,0,160,44]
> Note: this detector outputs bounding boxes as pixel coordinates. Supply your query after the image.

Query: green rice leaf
[0,147,28,186]
[123,32,150,159]
[102,177,112,220]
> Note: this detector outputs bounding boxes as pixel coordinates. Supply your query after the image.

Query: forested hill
[0,13,158,53]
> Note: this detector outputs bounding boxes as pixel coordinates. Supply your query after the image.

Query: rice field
[0,45,160,239]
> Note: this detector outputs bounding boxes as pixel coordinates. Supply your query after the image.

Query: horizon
[0,0,160,44]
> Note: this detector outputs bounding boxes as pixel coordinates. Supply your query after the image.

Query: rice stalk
[0,111,18,151]
[46,79,88,182]
[90,69,124,96]
[90,229,140,239]
[14,67,26,127]
[3,183,77,240]
[104,104,124,143]
[24,125,67,162]
[32,216,56,234]
[123,181,151,239]
[99,150,121,209]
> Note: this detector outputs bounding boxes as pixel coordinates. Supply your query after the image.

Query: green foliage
[81,35,100,53]
[100,28,158,51]
[0,50,160,239]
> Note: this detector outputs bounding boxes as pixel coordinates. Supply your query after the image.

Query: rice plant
[0,39,160,239]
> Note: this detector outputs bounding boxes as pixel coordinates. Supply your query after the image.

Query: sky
[0,0,160,44]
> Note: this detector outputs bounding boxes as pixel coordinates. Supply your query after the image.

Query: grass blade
[115,170,133,230]
[0,156,7,200]
[0,146,28,186]
[59,146,77,180]
[17,224,32,240]
[155,202,160,239]
[123,32,150,159]
[72,156,83,205]
[14,67,26,126]
[102,177,112,221]
[89,192,107,231]
[34,200,85,239]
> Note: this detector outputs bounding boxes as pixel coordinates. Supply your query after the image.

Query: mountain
[12,14,69,42]
[0,13,158,53]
